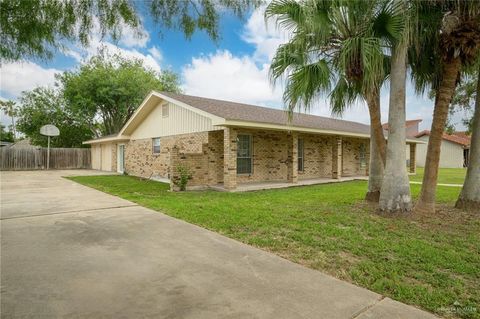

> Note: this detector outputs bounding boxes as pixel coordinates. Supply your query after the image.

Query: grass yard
[69,175,479,319]
[410,167,467,185]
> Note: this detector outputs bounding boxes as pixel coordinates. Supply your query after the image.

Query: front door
[117,144,125,173]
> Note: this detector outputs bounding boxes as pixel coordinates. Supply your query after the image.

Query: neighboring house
[8,138,39,149]
[383,119,471,168]
[84,91,420,191]
[415,130,471,168]
[382,119,423,138]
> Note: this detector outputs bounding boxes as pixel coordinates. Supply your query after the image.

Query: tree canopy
[15,87,93,148]
[0,0,259,62]
[0,124,14,143]
[12,52,182,146]
[59,52,181,135]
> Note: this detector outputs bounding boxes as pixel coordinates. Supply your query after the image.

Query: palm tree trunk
[455,63,480,211]
[415,58,461,213]
[379,43,412,213]
[365,88,386,202]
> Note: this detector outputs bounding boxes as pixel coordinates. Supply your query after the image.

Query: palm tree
[378,28,412,213]
[456,62,480,210]
[410,1,480,213]
[266,0,401,201]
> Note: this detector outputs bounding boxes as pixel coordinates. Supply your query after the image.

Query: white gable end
[130,101,221,139]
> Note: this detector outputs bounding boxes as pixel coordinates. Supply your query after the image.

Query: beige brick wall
[170,130,224,188]
[111,144,117,172]
[124,132,209,180]
[342,138,369,176]
[234,128,290,183]
[298,134,334,179]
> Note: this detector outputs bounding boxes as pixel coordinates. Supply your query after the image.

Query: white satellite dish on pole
[40,124,60,170]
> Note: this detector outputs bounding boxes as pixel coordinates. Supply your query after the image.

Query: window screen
[237,134,252,174]
[162,104,169,117]
[152,138,161,154]
[298,138,304,171]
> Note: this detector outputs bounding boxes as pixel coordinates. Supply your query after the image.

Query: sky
[0,6,468,131]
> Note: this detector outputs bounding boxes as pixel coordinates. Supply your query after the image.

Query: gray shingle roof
[160,91,371,136]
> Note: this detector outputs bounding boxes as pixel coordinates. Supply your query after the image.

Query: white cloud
[62,17,161,73]
[119,23,150,48]
[241,7,289,62]
[0,61,60,98]
[148,46,162,61]
[65,39,162,73]
[183,50,282,106]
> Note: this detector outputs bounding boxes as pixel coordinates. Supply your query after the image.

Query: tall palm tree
[456,62,480,210]
[410,1,480,213]
[378,24,412,213]
[266,0,402,201]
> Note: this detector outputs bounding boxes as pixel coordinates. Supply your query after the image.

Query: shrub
[173,165,192,191]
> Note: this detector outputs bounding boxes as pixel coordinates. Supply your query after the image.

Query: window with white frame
[162,103,169,117]
[298,138,304,171]
[152,138,161,154]
[359,143,367,168]
[237,134,252,174]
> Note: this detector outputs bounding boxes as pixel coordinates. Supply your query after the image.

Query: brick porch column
[287,132,298,183]
[332,136,342,179]
[409,143,416,173]
[223,127,237,190]
[169,145,180,191]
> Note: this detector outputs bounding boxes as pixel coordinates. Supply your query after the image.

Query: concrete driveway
[1,170,438,319]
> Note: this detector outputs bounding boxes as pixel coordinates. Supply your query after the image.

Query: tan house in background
[414,130,471,168]
[383,119,471,169]
[84,91,420,191]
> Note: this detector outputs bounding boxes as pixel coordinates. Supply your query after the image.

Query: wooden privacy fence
[0,148,91,170]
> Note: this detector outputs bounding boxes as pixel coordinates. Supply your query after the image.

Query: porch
[170,127,417,192]
[221,127,375,191]
[210,176,369,192]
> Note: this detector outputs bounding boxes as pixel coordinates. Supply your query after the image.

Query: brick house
[84,91,419,191]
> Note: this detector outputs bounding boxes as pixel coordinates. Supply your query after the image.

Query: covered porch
[220,126,417,192]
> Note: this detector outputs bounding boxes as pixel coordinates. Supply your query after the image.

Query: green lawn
[69,175,479,319]
[410,167,467,185]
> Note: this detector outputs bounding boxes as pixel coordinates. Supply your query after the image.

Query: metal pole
[47,136,50,170]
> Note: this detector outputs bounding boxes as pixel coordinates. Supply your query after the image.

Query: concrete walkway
[410,181,463,187]
[1,170,439,318]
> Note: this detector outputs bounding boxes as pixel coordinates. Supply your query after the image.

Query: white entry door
[117,144,125,173]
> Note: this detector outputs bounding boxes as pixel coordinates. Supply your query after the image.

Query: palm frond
[283,60,332,114]
[265,0,305,31]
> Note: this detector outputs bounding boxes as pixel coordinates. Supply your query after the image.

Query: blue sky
[0,6,468,131]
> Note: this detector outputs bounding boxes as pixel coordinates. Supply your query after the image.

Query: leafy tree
[266,0,402,202]
[449,72,478,133]
[410,1,480,213]
[0,124,14,142]
[16,87,93,147]
[0,0,258,62]
[59,52,182,135]
[0,100,18,139]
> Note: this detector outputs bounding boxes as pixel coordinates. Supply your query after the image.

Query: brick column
[223,127,237,190]
[170,145,180,191]
[332,136,342,179]
[409,143,416,173]
[287,132,298,183]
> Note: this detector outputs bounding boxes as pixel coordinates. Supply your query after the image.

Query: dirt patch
[354,201,480,232]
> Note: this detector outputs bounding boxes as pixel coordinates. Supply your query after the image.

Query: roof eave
[83,135,131,144]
